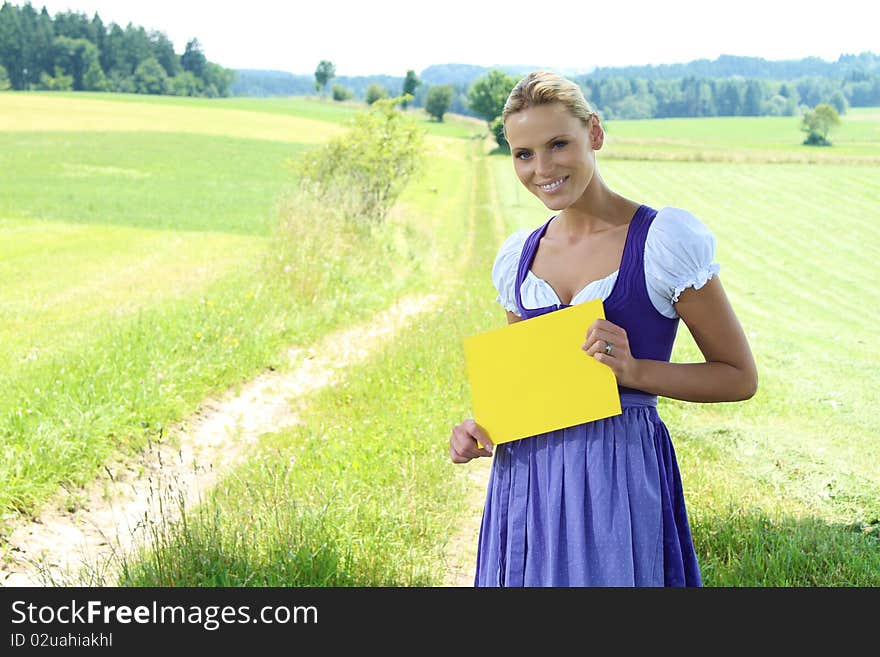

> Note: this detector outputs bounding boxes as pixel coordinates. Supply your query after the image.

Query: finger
[585,339,612,357]
[466,420,494,452]
[584,318,618,338]
[586,323,625,342]
[582,329,613,351]
[583,331,619,355]
[593,352,617,370]
[454,441,491,461]
[450,439,476,463]
[452,428,492,459]
[450,444,467,463]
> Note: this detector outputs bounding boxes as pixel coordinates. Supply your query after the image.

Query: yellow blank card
[463,299,622,445]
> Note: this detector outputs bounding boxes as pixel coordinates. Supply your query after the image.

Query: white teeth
[539,177,565,191]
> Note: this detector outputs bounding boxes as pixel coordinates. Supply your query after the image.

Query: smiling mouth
[537,176,568,192]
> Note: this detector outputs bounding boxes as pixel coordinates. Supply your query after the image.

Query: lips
[537,176,568,192]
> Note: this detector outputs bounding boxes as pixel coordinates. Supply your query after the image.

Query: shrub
[331,84,353,101]
[292,95,425,226]
[490,116,508,151]
[365,83,389,105]
[801,103,840,146]
[425,85,453,122]
[38,68,73,91]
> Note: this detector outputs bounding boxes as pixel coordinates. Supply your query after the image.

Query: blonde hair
[502,71,596,131]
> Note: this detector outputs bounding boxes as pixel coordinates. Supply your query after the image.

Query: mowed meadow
[1,91,878,585]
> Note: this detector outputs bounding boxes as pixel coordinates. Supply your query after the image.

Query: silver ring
[604,342,613,356]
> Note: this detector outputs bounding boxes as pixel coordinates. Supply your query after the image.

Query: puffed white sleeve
[644,207,721,319]
[491,229,530,317]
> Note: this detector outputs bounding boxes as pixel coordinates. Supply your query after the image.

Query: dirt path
[0,292,444,587]
[442,458,492,586]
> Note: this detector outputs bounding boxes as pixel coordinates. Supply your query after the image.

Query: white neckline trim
[524,269,620,306]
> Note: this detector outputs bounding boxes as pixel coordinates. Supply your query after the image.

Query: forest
[0,1,233,96]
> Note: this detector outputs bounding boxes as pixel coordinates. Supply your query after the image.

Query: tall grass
[0,93,475,527]
[117,152,495,586]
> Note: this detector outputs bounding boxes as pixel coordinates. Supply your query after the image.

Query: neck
[555,173,638,236]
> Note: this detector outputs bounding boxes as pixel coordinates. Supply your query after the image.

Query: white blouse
[492,206,720,319]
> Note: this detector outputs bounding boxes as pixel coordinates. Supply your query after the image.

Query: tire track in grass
[0,291,446,586]
[442,154,506,587]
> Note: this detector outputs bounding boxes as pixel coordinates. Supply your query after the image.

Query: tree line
[0,2,233,96]
[233,58,880,124]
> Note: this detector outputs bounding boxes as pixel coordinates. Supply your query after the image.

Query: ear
[589,116,605,150]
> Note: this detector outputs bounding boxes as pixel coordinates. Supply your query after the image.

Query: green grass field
[2,91,878,585]
[603,107,880,162]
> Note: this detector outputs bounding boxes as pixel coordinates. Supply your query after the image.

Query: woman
[449,71,757,586]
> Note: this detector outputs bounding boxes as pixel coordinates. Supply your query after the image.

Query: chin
[541,197,571,211]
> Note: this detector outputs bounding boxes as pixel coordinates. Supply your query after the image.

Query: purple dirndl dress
[474,205,702,587]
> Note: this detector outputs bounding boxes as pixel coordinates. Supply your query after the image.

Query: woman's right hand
[449,419,494,464]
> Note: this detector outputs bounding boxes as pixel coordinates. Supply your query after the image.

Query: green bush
[293,95,424,225]
[801,103,840,146]
[134,57,170,95]
[331,84,353,101]
[38,68,73,91]
[365,83,389,105]
[425,85,453,122]
[490,116,508,151]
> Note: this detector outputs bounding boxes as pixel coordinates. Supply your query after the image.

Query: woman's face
[504,102,602,211]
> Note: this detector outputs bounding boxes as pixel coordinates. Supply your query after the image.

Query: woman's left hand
[582,318,641,388]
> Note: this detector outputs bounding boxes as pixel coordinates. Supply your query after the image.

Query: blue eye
[552,140,568,149]
[515,151,532,160]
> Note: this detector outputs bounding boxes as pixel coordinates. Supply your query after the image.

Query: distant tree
[743,79,765,116]
[314,59,335,95]
[149,30,181,77]
[52,36,102,90]
[828,90,848,115]
[121,24,153,77]
[764,94,789,116]
[365,83,388,105]
[82,56,108,90]
[133,56,168,94]
[716,79,744,116]
[801,103,840,146]
[490,116,507,151]
[425,84,453,121]
[38,67,73,90]
[0,64,10,90]
[201,61,234,97]
[170,70,204,96]
[401,69,420,108]
[331,83,353,101]
[180,38,207,77]
[467,69,516,123]
[468,69,516,148]
[110,72,135,93]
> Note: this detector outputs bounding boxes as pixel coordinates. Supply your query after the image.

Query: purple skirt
[474,394,702,587]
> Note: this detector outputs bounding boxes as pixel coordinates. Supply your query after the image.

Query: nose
[535,151,553,178]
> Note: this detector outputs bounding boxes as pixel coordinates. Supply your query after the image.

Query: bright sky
[32,0,880,76]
